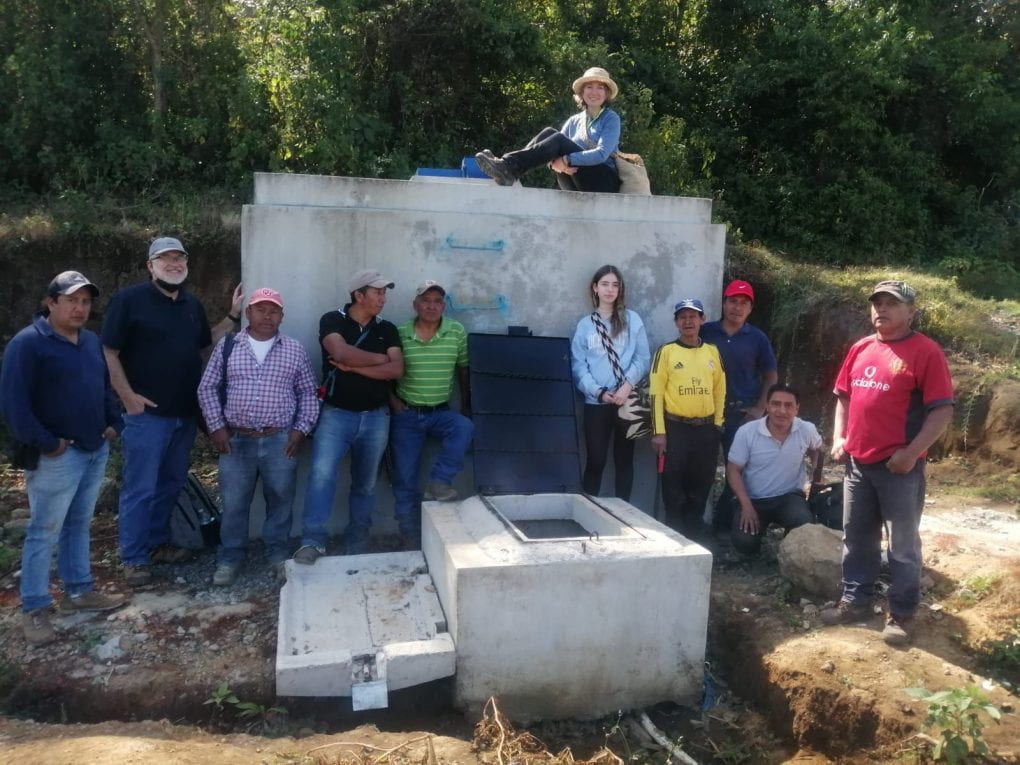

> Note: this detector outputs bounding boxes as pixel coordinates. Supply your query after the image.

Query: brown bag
[613,151,651,195]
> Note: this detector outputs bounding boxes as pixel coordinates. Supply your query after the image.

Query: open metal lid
[469,333,582,494]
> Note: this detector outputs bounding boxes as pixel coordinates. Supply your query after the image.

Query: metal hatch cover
[276,552,455,703]
[469,333,583,495]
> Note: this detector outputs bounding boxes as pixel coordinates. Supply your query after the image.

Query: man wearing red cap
[197,287,318,586]
[700,280,778,534]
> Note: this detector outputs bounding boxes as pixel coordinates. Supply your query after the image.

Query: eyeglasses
[157,253,188,264]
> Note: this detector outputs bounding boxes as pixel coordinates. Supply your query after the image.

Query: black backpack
[810,482,844,530]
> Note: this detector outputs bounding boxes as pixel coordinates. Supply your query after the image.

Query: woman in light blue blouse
[570,265,650,500]
[475,67,622,193]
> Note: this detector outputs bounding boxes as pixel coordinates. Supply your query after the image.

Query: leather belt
[665,414,715,426]
[400,400,449,414]
[231,426,285,438]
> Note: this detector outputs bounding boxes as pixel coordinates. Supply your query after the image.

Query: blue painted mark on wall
[444,235,505,252]
[446,293,511,316]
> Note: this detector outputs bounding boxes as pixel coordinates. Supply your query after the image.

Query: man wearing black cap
[650,299,726,543]
[822,280,954,646]
[295,269,403,563]
[1,271,128,644]
[101,237,242,587]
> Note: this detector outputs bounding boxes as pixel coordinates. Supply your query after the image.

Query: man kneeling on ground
[727,383,824,556]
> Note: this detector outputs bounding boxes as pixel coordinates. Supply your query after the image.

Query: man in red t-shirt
[821,280,954,646]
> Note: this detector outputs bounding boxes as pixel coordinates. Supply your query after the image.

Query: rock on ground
[777,524,843,601]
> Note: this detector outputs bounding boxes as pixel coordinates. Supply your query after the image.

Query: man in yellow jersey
[650,299,726,542]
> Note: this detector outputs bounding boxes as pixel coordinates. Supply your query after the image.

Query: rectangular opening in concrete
[481,493,644,542]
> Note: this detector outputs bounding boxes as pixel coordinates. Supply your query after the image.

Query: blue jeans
[21,442,109,612]
[118,412,197,566]
[841,456,926,617]
[301,405,389,548]
[390,408,474,533]
[218,430,297,565]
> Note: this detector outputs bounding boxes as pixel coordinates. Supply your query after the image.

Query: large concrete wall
[242,174,726,536]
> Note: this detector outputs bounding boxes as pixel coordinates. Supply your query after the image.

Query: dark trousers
[504,127,621,193]
[712,403,752,531]
[841,456,926,618]
[662,419,720,542]
[730,491,812,556]
[582,403,635,501]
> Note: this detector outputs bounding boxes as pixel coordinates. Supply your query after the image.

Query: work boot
[123,564,152,587]
[212,563,240,587]
[424,481,458,502]
[882,614,915,646]
[22,609,56,645]
[150,544,193,564]
[820,599,871,626]
[58,591,128,614]
[293,545,324,565]
[474,152,517,186]
[343,535,370,556]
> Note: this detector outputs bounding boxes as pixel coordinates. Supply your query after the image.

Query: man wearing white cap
[1,271,128,644]
[102,236,242,587]
[294,269,403,562]
[389,280,473,549]
[822,280,953,646]
[197,287,318,585]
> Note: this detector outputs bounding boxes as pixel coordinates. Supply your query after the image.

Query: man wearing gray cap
[101,237,243,586]
[294,269,403,563]
[822,280,954,646]
[388,280,473,549]
[1,271,128,644]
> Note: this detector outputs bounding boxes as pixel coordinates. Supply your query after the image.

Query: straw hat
[572,67,619,100]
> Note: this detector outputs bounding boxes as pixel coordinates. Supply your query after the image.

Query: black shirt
[101,282,212,418]
[318,305,400,411]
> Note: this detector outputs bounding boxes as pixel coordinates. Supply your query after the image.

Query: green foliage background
[1,0,1017,293]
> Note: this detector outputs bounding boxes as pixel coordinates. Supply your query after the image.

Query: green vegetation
[978,622,1020,686]
[904,685,1001,764]
[203,683,287,734]
[1,1,1018,287]
[955,574,1001,606]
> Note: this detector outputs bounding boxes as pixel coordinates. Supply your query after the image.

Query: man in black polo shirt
[102,237,242,586]
[294,269,403,562]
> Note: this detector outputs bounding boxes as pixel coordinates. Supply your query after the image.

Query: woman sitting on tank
[474,67,621,193]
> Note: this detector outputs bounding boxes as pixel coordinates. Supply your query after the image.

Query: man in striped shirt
[198,287,319,585]
[390,280,473,548]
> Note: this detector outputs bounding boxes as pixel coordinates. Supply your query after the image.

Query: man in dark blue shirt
[102,237,242,586]
[1,271,128,644]
[700,280,778,534]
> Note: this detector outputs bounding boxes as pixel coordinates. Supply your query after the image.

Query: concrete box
[422,494,712,721]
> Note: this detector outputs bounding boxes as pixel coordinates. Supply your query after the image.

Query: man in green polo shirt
[390,280,474,547]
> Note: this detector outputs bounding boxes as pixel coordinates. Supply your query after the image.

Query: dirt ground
[0,456,1017,764]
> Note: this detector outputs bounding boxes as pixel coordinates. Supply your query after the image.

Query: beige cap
[415,279,446,297]
[348,269,395,293]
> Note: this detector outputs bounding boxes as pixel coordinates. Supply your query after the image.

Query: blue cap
[673,298,705,316]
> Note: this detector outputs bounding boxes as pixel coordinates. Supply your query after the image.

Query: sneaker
[58,591,128,613]
[212,563,240,587]
[150,544,193,564]
[293,545,325,565]
[474,152,517,186]
[424,481,458,502]
[22,609,56,645]
[882,615,914,646]
[123,564,152,587]
[820,599,871,626]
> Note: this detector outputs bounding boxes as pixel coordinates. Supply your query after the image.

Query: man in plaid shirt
[198,287,319,585]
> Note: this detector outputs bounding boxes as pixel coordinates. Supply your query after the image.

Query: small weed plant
[956,574,1001,606]
[904,685,1001,764]
[979,622,1020,686]
[204,683,287,734]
